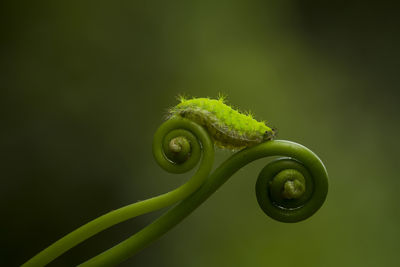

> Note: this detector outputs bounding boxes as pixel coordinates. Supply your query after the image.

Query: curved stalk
[23,117,328,267]
[23,117,214,267]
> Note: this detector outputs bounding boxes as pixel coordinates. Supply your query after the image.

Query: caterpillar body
[168,96,276,150]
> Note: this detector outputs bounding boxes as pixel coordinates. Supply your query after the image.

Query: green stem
[22,118,214,267]
[79,140,328,266]
[23,117,328,267]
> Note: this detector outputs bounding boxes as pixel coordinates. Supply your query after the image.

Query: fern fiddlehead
[23,98,328,267]
[256,155,327,223]
[23,117,214,267]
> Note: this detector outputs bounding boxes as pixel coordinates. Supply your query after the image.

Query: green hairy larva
[168,96,277,149]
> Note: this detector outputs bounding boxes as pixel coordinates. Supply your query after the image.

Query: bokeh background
[1,1,399,266]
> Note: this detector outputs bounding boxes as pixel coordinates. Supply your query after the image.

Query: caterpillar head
[263,127,277,141]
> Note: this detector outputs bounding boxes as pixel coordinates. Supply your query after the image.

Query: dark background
[1,1,399,266]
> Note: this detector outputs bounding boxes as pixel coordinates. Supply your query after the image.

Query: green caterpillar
[168,96,276,149]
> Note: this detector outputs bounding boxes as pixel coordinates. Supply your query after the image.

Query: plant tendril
[23,116,328,267]
[23,117,214,267]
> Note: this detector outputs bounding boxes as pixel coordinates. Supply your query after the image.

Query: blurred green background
[1,1,399,266]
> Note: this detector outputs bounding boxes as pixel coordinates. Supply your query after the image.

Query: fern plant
[23,96,328,266]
